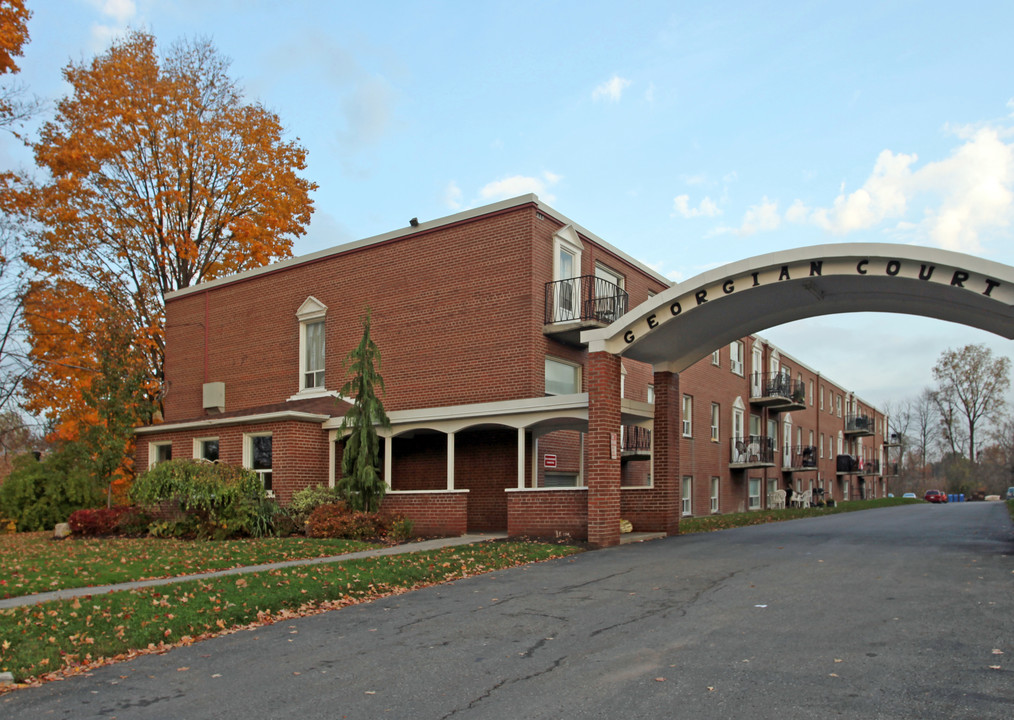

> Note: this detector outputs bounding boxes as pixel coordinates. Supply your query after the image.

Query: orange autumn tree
[23,30,316,442]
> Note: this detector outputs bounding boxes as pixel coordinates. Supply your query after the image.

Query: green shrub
[0,451,104,531]
[130,459,269,539]
[386,515,415,542]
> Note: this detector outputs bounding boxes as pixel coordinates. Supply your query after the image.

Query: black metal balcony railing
[731,435,775,465]
[788,445,818,468]
[750,372,806,405]
[845,414,875,434]
[622,425,652,453]
[836,454,860,473]
[858,458,881,475]
[544,275,629,325]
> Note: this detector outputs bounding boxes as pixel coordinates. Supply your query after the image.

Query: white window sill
[287,388,340,402]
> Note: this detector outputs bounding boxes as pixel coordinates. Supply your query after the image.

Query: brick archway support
[652,369,681,536]
[586,351,622,547]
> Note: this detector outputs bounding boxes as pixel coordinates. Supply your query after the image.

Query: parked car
[1006,487,1014,501]
[902,492,917,499]
[925,490,948,503]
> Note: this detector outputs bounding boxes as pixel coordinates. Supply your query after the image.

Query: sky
[5,0,1014,411]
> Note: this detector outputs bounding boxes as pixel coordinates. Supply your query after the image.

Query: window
[545,472,578,488]
[303,320,325,389]
[710,403,720,442]
[682,395,693,437]
[710,477,720,513]
[748,478,761,509]
[194,437,219,462]
[836,394,842,418]
[750,413,761,437]
[552,226,583,321]
[767,478,778,507]
[545,357,581,395]
[149,441,172,468]
[296,296,327,392]
[730,340,744,375]
[593,264,625,323]
[711,349,721,366]
[820,385,825,411]
[646,385,655,404]
[682,476,693,516]
[244,433,273,497]
[809,380,814,406]
[820,433,825,458]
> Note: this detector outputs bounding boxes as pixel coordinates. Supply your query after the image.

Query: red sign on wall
[544,454,557,468]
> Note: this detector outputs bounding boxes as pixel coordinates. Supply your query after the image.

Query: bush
[130,459,269,539]
[287,484,345,532]
[0,450,104,531]
[68,506,131,536]
[306,502,384,540]
[305,503,413,542]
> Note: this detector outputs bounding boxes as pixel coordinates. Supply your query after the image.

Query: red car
[924,490,948,503]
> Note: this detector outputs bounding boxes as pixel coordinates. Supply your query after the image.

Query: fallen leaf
[991,649,1004,655]
[177,667,189,672]
[988,665,1001,670]
[834,658,843,663]
[707,686,715,691]
[654,677,665,682]
[829,673,839,677]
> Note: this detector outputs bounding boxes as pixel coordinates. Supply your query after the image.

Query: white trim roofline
[135,411,331,435]
[167,195,671,300]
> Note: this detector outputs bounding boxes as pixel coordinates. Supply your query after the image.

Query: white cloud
[791,124,1014,252]
[479,171,561,203]
[672,194,721,218]
[87,0,137,49]
[592,75,631,103]
[444,181,463,210]
[738,197,781,236]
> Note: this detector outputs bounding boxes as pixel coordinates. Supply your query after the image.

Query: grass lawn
[0,533,379,599]
[678,497,923,534]
[0,541,580,686]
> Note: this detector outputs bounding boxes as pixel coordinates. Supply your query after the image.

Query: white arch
[584,244,1014,371]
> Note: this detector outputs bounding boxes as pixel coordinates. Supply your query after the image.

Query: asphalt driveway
[3,502,1012,719]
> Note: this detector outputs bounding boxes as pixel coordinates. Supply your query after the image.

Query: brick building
[135,194,890,540]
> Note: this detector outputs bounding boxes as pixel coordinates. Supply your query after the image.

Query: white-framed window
[820,433,825,458]
[836,394,842,418]
[194,437,220,462]
[750,343,763,395]
[710,477,720,513]
[545,357,581,395]
[711,349,721,366]
[552,226,584,321]
[837,431,844,456]
[244,432,274,497]
[149,441,172,468]
[296,296,327,392]
[647,384,655,404]
[710,402,720,442]
[809,380,814,406]
[730,340,744,375]
[682,395,693,437]
[820,385,825,411]
[748,478,761,509]
[682,476,693,516]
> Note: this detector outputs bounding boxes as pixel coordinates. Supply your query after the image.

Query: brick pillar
[586,350,622,548]
[653,369,681,535]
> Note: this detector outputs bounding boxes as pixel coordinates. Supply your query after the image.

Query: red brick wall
[381,491,468,537]
[507,489,588,540]
[135,418,329,505]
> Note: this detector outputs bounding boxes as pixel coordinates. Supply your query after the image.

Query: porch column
[384,434,393,490]
[587,350,622,548]
[446,432,455,490]
[517,428,526,489]
[653,368,681,535]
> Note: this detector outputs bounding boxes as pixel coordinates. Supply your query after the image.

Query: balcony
[621,425,651,462]
[883,462,899,477]
[730,435,776,470]
[544,275,629,346]
[836,454,879,475]
[749,372,806,412]
[844,414,875,437]
[783,445,818,472]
